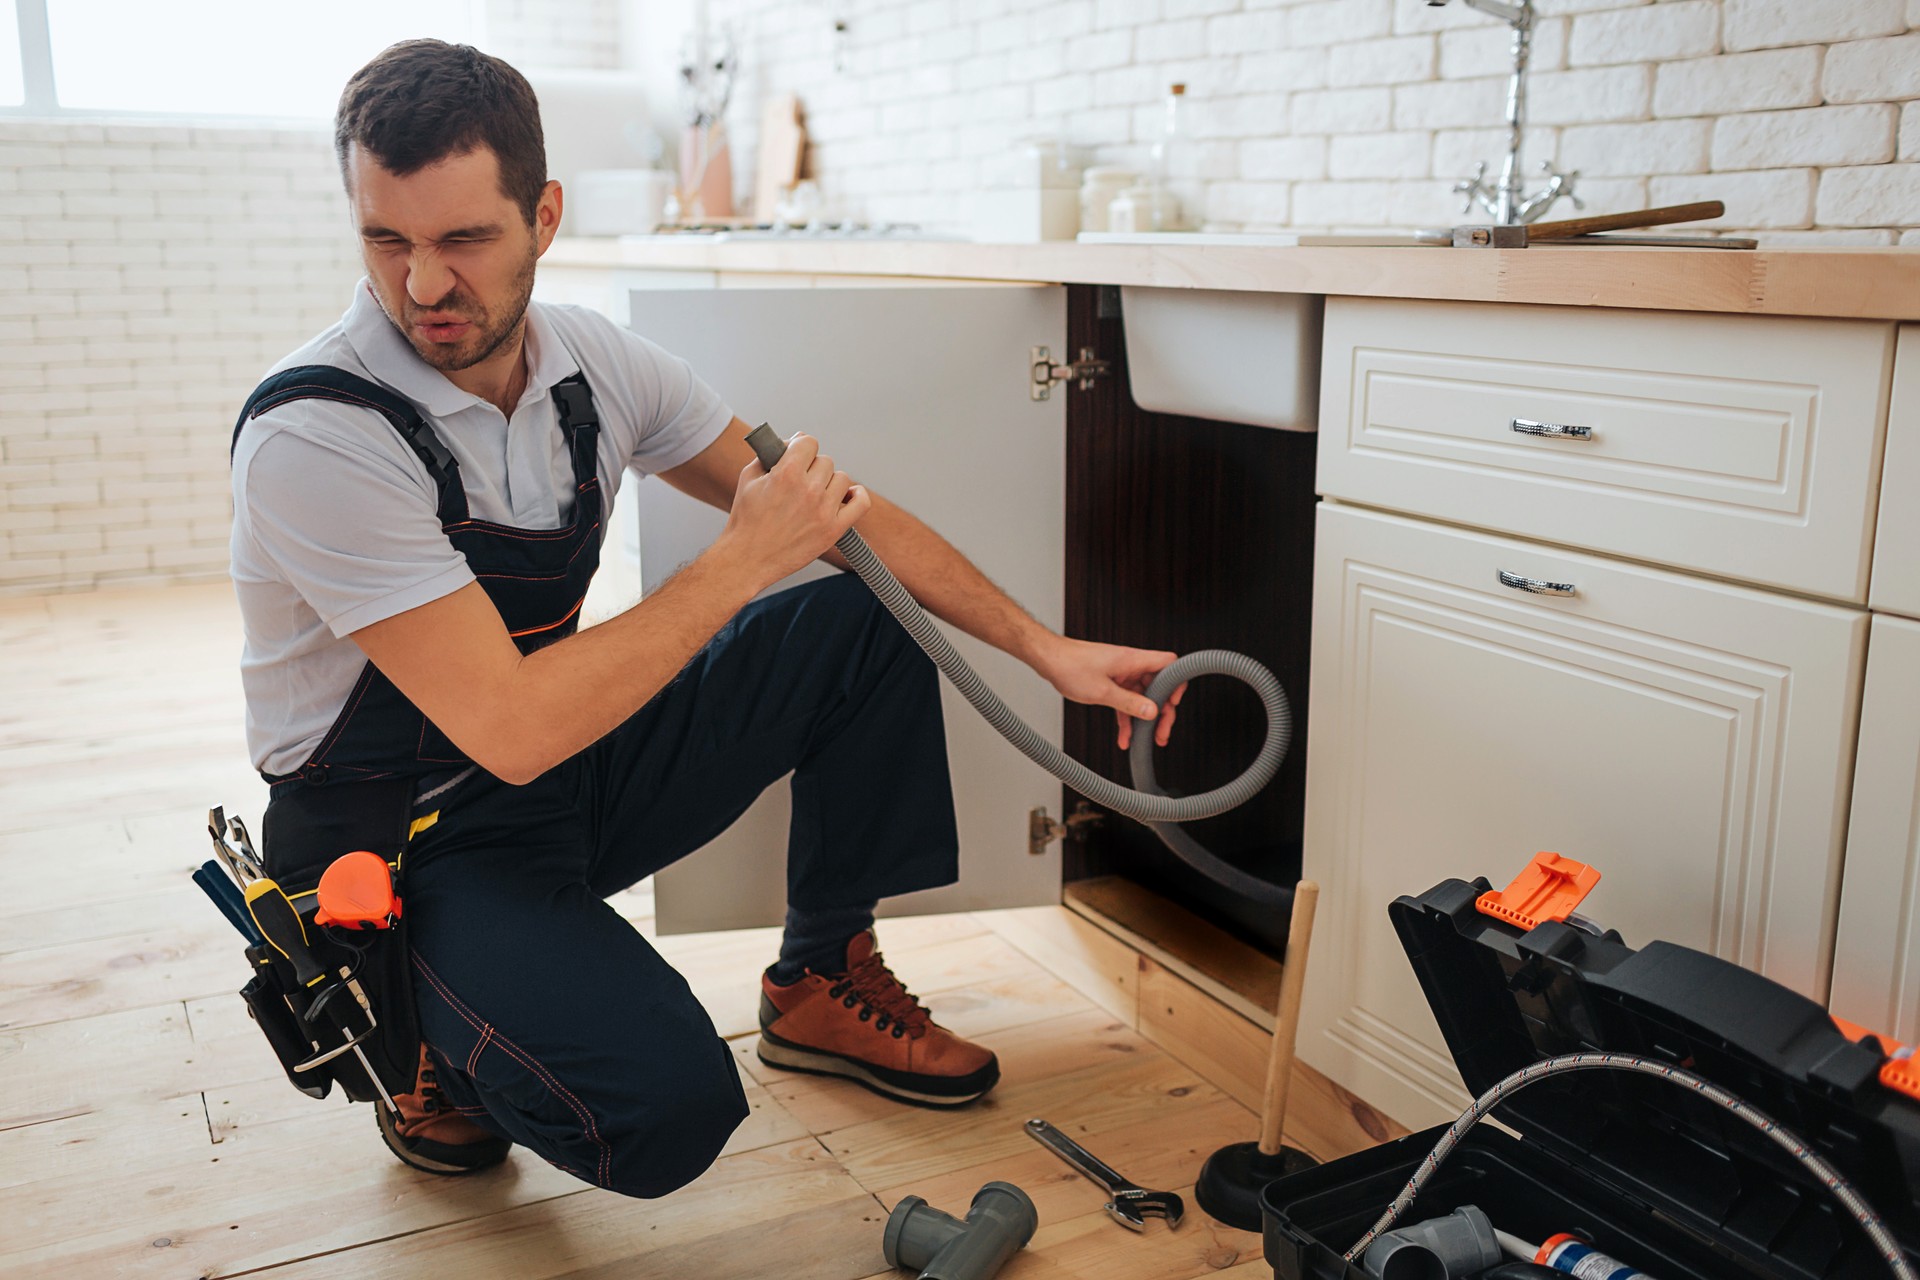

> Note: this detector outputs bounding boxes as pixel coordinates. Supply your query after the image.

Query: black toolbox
[1262,871,1920,1280]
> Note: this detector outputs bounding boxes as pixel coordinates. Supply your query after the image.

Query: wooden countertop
[544,237,1920,322]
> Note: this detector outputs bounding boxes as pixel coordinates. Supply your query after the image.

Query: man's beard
[388,246,537,373]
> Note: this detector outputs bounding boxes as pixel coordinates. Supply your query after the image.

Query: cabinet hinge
[1030,346,1111,400]
[1028,801,1105,855]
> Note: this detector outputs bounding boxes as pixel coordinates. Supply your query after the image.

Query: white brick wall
[8,0,1920,595]
[2,3,615,596]
[1,122,361,596]
[490,0,621,69]
[700,0,1920,245]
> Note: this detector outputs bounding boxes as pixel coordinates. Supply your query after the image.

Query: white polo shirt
[230,279,733,777]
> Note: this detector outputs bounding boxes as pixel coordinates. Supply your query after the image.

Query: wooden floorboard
[0,583,1337,1279]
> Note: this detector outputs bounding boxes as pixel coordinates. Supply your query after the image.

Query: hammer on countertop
[1418,200,1737,247]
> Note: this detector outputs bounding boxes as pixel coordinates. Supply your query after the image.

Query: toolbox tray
[1262,874,1920,1280]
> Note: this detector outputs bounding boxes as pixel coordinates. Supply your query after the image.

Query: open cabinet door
[625,285,1068,934]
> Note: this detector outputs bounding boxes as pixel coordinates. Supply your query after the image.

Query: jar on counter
[1079,167,1140,233]
[1107,184,1182,234]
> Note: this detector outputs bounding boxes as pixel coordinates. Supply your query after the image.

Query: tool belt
[208,777,422,1106]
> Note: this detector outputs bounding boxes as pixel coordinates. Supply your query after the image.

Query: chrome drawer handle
[1498,570,1576,597]
[1511,417,1592,440]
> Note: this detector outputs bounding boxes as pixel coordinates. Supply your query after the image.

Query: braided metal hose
[745,426,1293,907]
[1343,1051,1916,1280]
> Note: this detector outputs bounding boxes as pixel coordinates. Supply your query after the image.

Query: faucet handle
[1453,162,1491,216]
[1519,162,1582,223]
[1543,160,1584,211]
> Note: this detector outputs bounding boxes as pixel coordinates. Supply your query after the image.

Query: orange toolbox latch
[1831,1015,1920,1103]
[1476,851,1602,932]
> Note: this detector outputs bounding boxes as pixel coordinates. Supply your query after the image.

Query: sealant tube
[1536,1233,1656,1280]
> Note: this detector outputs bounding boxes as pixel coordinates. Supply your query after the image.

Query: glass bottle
[1148,83,1195,232]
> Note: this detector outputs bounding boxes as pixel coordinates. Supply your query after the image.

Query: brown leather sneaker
[376,1042,512,1175]
[756,929,1000,1108]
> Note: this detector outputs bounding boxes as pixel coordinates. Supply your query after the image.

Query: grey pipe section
[1364,1205,1504,1280]
[743,426,1294,908]
[884,1182,1038,1280]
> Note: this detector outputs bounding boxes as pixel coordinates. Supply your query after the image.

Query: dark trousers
[400,573,959,1196]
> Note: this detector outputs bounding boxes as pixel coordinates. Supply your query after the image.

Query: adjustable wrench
[1025,1118,1185,1231]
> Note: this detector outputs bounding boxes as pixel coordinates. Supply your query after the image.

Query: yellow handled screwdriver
[244,877,328,988]
[244,876,399,1112]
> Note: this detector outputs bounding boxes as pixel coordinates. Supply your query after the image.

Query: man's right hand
[715,432,871,591]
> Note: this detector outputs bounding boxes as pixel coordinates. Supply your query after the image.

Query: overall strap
[232,365,470,524]
[549,372,601,492]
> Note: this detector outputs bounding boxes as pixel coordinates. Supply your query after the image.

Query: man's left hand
[1034,636,1188,752]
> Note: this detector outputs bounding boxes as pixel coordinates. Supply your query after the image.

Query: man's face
[347,144,560,374]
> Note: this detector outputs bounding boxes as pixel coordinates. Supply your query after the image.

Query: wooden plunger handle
[1527,200,1724,241]
[1258,880,1321,1157]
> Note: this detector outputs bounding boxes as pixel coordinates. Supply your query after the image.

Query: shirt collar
[341,278,580,418]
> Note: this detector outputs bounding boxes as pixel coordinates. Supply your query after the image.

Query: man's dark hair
[335,40,547,224]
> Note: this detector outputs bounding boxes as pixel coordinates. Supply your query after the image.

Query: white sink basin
[1118,286,1324,432]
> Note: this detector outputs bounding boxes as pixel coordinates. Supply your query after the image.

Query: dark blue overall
[233,364,960,1197]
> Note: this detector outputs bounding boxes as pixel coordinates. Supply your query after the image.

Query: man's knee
[600,1040,751,1199]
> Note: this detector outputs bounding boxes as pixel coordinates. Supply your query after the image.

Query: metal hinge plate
[1028,801,1106,855]
[1030,346,1112,400]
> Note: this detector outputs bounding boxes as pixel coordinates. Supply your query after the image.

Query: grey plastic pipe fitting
[883,1181,1039,1280]
[1362,1204,1504,1280]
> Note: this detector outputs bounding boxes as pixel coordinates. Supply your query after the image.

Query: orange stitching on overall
[474,567,570,583]
[444,519,577,541]
[467,1024,493,1076]
[442,482,600,541]
[413,952,612,1188]
[415,713,467,765]
[509,597,584,639]
[472,523,599,579]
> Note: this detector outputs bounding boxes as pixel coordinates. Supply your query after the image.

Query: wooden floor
[0,583,1278,1279]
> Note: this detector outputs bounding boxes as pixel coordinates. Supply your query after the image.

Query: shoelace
[396,1061,445,1131]
[419,1063,442,1112]
[829,952,932,1039]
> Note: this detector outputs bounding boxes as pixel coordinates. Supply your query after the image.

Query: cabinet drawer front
[1299,504,1866,1129]
[1869,326,1920,618]
[1318,298,1893,601]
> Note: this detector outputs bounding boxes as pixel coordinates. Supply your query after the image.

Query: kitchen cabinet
[620,284,1071,934]
[1829,614,1920,1045]
[1298,503,1866,1128]
[541,244,1917,1138]
[1301,297,1896,1130]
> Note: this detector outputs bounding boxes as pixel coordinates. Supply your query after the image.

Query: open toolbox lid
[1390,856,1920,1276]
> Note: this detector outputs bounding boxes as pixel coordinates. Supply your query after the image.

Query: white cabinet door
[1870,326,1920,620]
[625,286,1069,934]
[1299,503,1866,1129]
[1829,614,1920,1043]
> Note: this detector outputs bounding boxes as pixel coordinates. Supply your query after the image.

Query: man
[229,39,1185,1196]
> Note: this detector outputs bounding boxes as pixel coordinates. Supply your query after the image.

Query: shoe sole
[375,1103,511,1176]
[756,1030,998,1109]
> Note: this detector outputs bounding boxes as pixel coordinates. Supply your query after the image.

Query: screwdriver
[244,876,399,1112]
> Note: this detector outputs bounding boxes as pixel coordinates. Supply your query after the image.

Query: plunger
[1194,880,1321,1232]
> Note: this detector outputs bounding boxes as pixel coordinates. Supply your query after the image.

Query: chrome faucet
[1427,0,1581,224]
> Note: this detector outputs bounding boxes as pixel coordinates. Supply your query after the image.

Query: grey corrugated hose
[743,425,1294,909]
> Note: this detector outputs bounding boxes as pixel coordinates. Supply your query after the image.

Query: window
[9,0,485,119]
[0,1,23,106]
